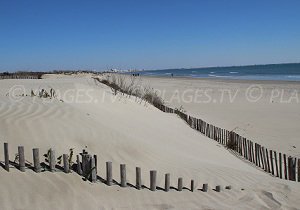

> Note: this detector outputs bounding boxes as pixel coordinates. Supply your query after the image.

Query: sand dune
[0,75,299,209]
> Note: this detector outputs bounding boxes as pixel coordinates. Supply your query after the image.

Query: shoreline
[138,75,300,84]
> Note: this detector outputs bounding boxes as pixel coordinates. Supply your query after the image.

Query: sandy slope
[138,76,300,157]
[0,75,299,210]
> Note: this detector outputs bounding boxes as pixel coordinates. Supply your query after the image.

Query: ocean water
[130,63,300,81]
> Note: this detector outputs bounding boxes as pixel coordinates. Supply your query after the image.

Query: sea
[129,63,300,81]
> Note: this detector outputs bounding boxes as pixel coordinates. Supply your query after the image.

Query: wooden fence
[155,104,300,182]
[0,75,41,80]
[1,143,232,192]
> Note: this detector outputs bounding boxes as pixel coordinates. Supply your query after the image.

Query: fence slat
[274,151,279,177]
[120,164,127,187]
[4,143,9,171]
[150,170,157,191]
[191,180,195,192]
[18,146,25,172]
[270,150,274,175]
[288,157,296,181]
[178,178,183,191]
[298,159,300,182]
[106,162,112,186]
[63,154,70,173]
[91,157,97,183]
[49,149,56,172]
[265,148,271,173]
[202,183,208,192]
[262,147,268,172]
[279,153,282,179]
[76,155,82,175]
[136,167,142,190]
[33,148,41,173]
[165,173,170,192]
[283,154,287,180]
[259,145,264,169]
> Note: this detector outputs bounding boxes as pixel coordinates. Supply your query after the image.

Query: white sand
[0,75,299,210]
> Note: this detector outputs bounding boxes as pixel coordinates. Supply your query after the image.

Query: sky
[0,0,300,71]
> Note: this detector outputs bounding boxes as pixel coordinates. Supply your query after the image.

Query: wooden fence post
[288,157,296,181]
[106,162,112,186]
[4,143,9,171]
[202,183,208,192]
[298,159,300,182]
[18,146,25,172]
[259,145,264,169]
[32,148,41,173]
[274,151,279,177]
[49,149,56,172]
[81,154,88,175]
[94,155,97,174]
[191,180,195,192]
[261,147,267,171]
[63,154,70,173]
[279,153,282,179]
[136,167,141,190]
[76,155,82,175]
[178,178,183,191]
[91,157,97,183]
[165,173,170,192]
[265,148,271,173]
[270,150,274,175]
[252,142,255,163]
[283,154,287,180]
[243,138,247,159]
[150,170,157,191]
[248,140,252,162]
[120,164,127,187]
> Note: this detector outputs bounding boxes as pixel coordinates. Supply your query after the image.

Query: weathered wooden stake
[259,145,264,169]
[106,161,112,186]
[76,155,82,175]
[150,170,157,191]
[178,178,183,191]
[91,157,97,183]
[298,159,300,182]
[202,183,208,192]
[279,153,282,179]
[283,154,287,180]
[18,146,25,172]
[63,154,70,173]
[191,180,195,192]
[120,164,127,187]
[49,148,56,172]
[94,155,97,174]
[81,154,88,175]
[165,173,170,192]
[270,150,274,175]
[274,151,279,177]
[136,167,141,190]
[288,157,296,181]
[265,148,271,173]
[4,143,9,171]
[32,148,41,173]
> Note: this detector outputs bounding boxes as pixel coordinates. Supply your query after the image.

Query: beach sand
[0,74,299,209]
[139,76,300,157]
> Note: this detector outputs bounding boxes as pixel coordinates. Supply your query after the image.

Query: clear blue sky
[1,0,300,71]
